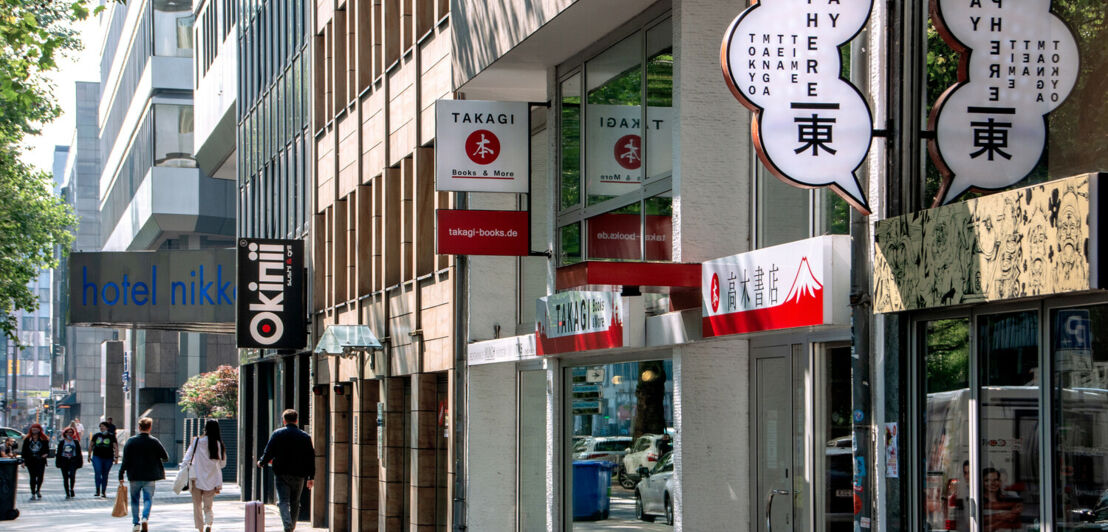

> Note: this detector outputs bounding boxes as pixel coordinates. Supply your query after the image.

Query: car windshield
[595,441,628,452]
[573,440,588,452]
[654,452,673,473]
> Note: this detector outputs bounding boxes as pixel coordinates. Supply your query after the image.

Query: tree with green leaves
[0,0,113,344]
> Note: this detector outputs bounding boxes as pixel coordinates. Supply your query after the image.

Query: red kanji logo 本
[465,129,500,165]
[614,134,641,170]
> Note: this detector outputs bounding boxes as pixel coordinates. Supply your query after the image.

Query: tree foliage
[178,365,239,419]
[0,0,111,344]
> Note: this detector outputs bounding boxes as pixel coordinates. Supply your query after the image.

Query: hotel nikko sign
[722,0,874,215]
[702,235,850,337]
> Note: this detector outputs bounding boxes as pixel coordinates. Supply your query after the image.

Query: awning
[57,392,78,406]
[313,325,383,355]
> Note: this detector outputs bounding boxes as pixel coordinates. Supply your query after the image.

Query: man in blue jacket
[258,409,316,532]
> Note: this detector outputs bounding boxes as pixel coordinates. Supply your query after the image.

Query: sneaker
[37,493,42,499]
[28,494,35,501]
[141,521,148,532]
[132,526,141,532]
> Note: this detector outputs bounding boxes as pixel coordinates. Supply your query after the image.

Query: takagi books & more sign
[435,100,530,193]
[702,235,850,337]
[536,291,625,355]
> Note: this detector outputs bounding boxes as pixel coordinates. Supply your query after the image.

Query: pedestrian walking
[55,426,83,498]
[118,417,169,532]
[182,420,228,532]
[89,421,120,498]
[105,416,118,434]
[258,409,316,532]
[20,423,49,499]
[71,418,85,443]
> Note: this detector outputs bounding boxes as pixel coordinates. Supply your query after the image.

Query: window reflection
[1053,306,1108,531]
[154,0,195,57]
[922,318,971,532]
[979,311,1040,531]
[570,360,674,529]
[153,104,196,168]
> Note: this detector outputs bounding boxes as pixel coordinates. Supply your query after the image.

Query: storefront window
[1052,305,1108,531]
[822,346,853,532]
[978,311,1041,531]
[924,6,1108,202]
[557,16,674,264]
[921,318,970,531]
[569,360,674,529]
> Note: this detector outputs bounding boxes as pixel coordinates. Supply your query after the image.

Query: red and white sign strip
[702,235,850,337]
[435,100,530,193]
[436,209,529,256]
[536,291,624,355]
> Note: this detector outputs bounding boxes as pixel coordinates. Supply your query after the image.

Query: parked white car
[635,451,675,525]
[620,434,671,488]
[573,436,632,466]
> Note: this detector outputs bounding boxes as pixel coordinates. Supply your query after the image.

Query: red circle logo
[614,134,642,170]
[710,273,720,312]
[465,129,500,165]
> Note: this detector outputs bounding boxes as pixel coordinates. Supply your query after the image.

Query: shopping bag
[112,482,128,517]
[172,464,191,494]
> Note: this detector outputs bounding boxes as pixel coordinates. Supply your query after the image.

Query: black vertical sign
[236,239,306,349]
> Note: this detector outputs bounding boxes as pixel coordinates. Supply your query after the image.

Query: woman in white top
[181,420,228,532]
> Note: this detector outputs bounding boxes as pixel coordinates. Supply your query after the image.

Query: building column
[410,373,439,530]
[310,366,329,528]
[329,380,352,530]
[352,377,380,530]
[378,376,405,530]
[672,339,750,529]
[465,364,517,531]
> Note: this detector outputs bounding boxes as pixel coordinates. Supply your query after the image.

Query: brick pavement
[4,462,325,531]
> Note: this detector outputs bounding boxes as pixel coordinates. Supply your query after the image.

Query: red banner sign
[437,209,529,256]
[586,214,672,260]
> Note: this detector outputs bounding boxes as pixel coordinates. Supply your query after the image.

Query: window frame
[554,8,673,265]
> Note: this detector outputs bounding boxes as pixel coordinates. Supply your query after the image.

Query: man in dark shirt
[119,417,169,532]
[258,409,316,532]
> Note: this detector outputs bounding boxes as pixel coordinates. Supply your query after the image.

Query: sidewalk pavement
[5,462,325,531]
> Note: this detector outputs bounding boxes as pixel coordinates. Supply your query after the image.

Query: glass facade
[557,16,674,264]
[237,0,311,240]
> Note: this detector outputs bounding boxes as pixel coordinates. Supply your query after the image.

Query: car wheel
[619,469,637,489]
[664,494,674,526]
[635,491,655,523]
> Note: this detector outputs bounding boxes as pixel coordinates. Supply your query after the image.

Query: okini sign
[702,235,850,337]
[722,0,874,215]
[435,100,530,193]
[536,291,624,355]
[236,239,306,349]
[929,0,1080,206]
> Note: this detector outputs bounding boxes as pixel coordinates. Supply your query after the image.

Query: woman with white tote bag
[180,420,228,532]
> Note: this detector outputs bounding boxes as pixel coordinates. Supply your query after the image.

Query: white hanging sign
[435,100,530,193]
[584,105,672,197]
[722,0,874,215]
[929,0,1079,205]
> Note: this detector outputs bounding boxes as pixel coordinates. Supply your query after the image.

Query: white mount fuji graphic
[784,257,823,304]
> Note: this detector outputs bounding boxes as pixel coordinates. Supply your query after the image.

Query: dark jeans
[61,466,78,494]
[275,474,307,531]
[92,455,113,494]
[25,460,45,494]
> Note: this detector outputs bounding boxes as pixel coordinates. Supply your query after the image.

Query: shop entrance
[754,345,795,532]
[752,342,853,532]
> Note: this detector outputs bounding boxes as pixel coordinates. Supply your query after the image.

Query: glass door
[753,345,794,532]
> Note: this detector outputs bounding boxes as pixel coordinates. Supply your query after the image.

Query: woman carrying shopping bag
[20,423,50,499]
[55,426,83,498]
[180,420,227,532]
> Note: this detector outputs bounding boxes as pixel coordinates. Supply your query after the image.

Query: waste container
[0,457,21,520]
[572,460,613,521]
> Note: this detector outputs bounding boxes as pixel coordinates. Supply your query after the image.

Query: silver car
[634,451,674,525]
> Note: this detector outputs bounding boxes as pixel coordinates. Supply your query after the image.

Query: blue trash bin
[573,460,613,521]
